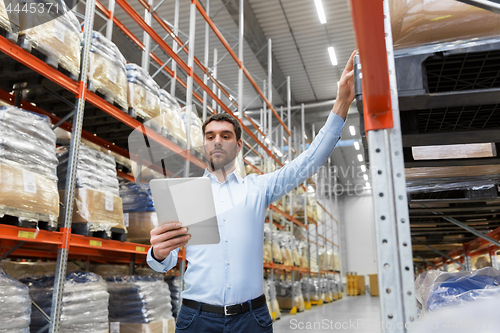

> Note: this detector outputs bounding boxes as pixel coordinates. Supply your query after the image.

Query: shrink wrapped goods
[415,267,500,316]
[22,272,109,333]
[180,109,204,154]
[106,276,173,324]
[164,274,180,317]
[126,64,161,127]
[89,31,128,110]
[390,0,500,50]
[159,90,187,146]
[0,270,31,333]
[271,231,283,264]
[91,264,129,278]
[301,277,321,302]
[58,144,125,235]
[0,261,80,280]
[263,224,273,264]
[0,107,59,227]
[264,279,281,319]
[276,280,305,312]
[19,5,82,77]
[0,0,19,41]
[120,183,158,242]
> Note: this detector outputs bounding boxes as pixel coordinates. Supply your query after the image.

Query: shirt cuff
[147,247,167,272]
[324,112,345,137]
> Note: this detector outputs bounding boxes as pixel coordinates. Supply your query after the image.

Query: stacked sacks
[89,31,128,110]
[18,4,81,78]
[264,279,281,319]
[126,64,162,132]
[263,223,273,264]
[0,0,19,41]
[180,108,204,155]
[119,183,158,242]
[22,272,109,333]
[0,270,31,333]
[106,275,174,331]
[301,277,321,302]
[0,107,59,228]
[164,273,180,318]
[159,89,187,146]
[276,279,305,312]
[57,144,125,237]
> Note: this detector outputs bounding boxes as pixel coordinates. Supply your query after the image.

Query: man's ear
[236,139,243,153]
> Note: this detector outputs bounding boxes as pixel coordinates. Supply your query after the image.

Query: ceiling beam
[223,0,292,105]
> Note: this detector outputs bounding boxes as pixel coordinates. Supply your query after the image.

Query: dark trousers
[175,300,273,333]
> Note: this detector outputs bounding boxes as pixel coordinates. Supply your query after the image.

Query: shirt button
[226,261,230,265]
[225,239,228,242]
[223,218,226,222]
[228,285,231,289]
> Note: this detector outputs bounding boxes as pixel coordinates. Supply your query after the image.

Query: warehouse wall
[341,191,378,276]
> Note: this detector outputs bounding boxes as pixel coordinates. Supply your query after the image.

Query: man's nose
[214,135,223,143]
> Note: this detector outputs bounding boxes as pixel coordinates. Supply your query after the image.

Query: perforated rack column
[350,0,417,330]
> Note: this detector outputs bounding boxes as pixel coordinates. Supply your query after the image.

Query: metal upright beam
[212,49,218,112]
[490,247,499,270]
[202,0,210,121]
[50,1,96,332]
[170,0,180,98]
[105,0,115,40]
[350,0,417,329]
[237,0,244,121]
[141,0,154,71]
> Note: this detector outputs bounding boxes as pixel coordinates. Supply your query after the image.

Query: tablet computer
[149,177,220,246]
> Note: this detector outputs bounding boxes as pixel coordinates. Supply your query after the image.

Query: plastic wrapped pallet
[271,231,283,264]
[0,261,80,280]
[180,109,204,154]
[89,31,128,110]
[120,183,155,213]
[125,212,158,243]
[159,89,187,145]
[301,277,321,302]
[0,269,31,333]
[58,144,125,235]
[390,0,500,50]
[0,0,20,41]
[106,275,173,324]
[276,280,305,312]
[127,64,161,124]
[90,264,129,278]
[415,267,500,316]
[164,274,180,317]
[22,271,109,333]
[0,107,59,227]
[19,5,81,77]
[265,279,281,319]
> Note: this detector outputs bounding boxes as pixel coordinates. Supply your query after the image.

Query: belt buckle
[224,305,232,316]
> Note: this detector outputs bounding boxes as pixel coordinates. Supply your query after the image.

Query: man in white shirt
[147,51,356,333]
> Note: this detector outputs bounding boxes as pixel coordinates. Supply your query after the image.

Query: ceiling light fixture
[353,141,360,150]
[328,46,338,66]
[349,125,356,136]
[363,174,368,181]
[314,0,327,24]
[360,165,366,172]
[357,154,363,162]
[366,182,371,189]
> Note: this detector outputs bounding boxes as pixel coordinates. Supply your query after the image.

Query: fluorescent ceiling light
[365,182,371,189]
[349,125,356,136]
[360,165,366,172]
[363,174,368,181]
[354,141,360,150]
[314,0,327,24]
[412,143,496,160]
[357,154,363,162]
[328,46,338,66]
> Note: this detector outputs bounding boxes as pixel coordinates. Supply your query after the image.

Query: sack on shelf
[0,261,80,280]
[89,31,128,110]
[265,279,281,319]
[22,271,109,333]
[0,269,31,333]
[263,224,272,263]
[127,64,161,124]
[18,7,82,77]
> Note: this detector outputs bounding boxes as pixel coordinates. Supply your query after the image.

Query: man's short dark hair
[202,113,242,141]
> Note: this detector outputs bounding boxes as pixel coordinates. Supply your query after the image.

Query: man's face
[203,121,242,171]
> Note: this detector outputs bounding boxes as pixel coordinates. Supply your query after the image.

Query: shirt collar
[203,168,243,184]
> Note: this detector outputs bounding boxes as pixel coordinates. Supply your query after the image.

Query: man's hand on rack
[332,50,357,120]
[150,222,190,261]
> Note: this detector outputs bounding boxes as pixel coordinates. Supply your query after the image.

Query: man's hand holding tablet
[150,222,191,261]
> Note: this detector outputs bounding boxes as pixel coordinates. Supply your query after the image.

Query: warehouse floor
[273,294,381,333]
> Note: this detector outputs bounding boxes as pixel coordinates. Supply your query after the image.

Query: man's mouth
[211,150,225,156]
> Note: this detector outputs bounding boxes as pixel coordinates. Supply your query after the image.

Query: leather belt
[182,294,266,316]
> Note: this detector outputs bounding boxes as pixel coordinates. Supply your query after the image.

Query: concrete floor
[273,294,381,333]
